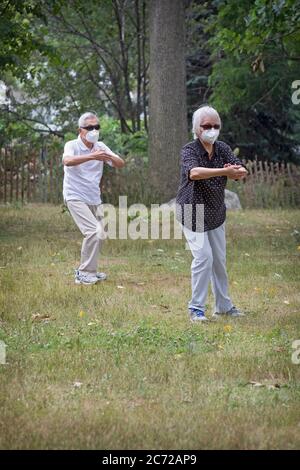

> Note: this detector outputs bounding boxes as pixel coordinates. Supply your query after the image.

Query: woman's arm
[190,165,247,180]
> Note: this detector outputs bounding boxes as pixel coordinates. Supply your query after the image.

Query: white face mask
[201,129,219,144]
[85,130,99,143]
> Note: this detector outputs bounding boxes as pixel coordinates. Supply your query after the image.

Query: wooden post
[15,147,19,203]
[49,147,53,204]
[32,151,37,202]
[10,147,13,203]
[21,149,25,204]
[4,147,7,204]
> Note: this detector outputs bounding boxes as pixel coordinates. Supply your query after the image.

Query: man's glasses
[200,124,220,130]
[81,125,100,131]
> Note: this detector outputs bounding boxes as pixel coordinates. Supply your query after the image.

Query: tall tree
[148,0,188,201]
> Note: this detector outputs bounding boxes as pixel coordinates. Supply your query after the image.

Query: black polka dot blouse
[176,139,248,232]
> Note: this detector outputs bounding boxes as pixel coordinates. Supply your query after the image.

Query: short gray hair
[78,112,99,128]
[192,105,221,139]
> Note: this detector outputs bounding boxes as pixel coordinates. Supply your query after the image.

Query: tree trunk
[149,0,188,201]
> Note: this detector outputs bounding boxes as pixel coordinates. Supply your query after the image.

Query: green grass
[0,204,300,449]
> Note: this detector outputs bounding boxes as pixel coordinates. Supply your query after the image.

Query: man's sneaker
[96,272,107,281]
[212,305,245,319]
[189,308,209,322]
[75,271,99,285]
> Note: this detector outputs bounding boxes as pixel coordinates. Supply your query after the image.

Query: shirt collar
[195,138,219,157]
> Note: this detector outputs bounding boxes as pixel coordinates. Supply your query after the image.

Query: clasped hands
[223,163,248,180]
[91,148,116,162]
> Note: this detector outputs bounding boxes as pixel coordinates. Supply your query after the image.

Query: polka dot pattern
[176,139,247,232]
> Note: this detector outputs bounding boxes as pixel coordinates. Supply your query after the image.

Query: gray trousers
[183,222,234,313]
[66,200,105,275]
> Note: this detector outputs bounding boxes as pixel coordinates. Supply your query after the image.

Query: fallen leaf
[223,325,232,333]
[249,381,264,387]
[31,313,53,322]
[247,379,285,389]
[159,304,170,310]
[73,381,83,388]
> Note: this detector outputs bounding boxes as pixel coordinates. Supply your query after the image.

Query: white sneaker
[75,271,98,285]
[96,272,107,281]
[212,305,245,319]
[189,308,209,322]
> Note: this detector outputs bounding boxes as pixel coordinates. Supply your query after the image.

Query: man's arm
[103,151,125,169]
[99,143,125,169]
[63,149,124,167]
[63,152,100,167]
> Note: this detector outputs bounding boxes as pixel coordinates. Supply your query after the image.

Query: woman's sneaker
[96,272,107,281]
[189,308,209,322]
[212,305,245,319]
[75,271,99,285]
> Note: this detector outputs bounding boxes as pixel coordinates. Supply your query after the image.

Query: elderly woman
[176,105,249,322]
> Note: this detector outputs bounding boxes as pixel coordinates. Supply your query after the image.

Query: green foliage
[203,0,300,162]
[0,0,57,77]
[100,117,148,158]
[1,0,300,167]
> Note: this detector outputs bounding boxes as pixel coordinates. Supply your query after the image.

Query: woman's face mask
[200,128,220,144]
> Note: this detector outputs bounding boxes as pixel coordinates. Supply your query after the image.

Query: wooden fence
[0,145,63,204]
[0,146,300,205]
[240,158,300,185]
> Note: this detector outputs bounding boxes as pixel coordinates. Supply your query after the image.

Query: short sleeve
[62,141,75,158]
[181,146,200,181]
[221,143,249,173]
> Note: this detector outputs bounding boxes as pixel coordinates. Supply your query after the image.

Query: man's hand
[91,148,125,168]
[91,149,114,162]
[224,163,248,180]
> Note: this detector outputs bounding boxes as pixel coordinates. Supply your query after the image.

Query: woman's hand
[224,163,248,180]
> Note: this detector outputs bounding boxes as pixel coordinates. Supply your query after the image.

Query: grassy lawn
[0,204,299,449]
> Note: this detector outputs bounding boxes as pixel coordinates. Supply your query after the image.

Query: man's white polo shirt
[62,135,113,205]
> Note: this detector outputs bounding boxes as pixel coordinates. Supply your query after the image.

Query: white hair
[78,112,99,128]
[192,105,221,139]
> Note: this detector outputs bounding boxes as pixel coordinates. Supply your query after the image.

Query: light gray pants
[66,200,105,276]
[183,222,234,313]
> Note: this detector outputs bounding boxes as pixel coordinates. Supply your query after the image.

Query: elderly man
[63,112,125,285]
[176,105,249,322]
